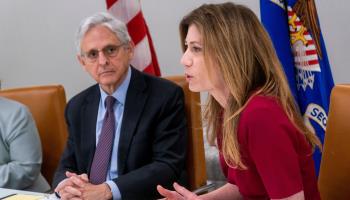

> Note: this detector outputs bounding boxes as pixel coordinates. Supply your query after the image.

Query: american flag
[106,0,161,76]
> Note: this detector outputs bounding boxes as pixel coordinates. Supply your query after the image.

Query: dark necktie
[90,95,116,184]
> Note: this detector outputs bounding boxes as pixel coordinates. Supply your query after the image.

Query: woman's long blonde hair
[179,2,322,169]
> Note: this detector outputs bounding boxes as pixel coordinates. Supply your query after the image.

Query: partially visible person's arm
[157,182,242,200]
[273,191,304,200]
[0,102,42,189]
[200,183,242,200]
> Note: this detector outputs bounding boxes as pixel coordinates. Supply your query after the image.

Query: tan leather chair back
[165,76,207,190]
[0,85,68,184]
[318,84,350,200]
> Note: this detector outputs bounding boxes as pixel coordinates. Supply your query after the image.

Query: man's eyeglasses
[81,43,125,63]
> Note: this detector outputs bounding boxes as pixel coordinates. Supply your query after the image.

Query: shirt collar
[99,66,131,106]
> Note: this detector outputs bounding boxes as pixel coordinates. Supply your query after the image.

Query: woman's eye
[192,46,202,53]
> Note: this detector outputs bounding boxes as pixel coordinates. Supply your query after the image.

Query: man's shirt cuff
[106,180,121,200]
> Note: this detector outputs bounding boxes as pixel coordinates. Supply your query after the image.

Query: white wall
[0,0,348,99]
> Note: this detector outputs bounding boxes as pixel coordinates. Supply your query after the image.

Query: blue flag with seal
[260,0,334,175]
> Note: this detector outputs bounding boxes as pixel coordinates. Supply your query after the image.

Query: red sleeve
[242,101,303,198]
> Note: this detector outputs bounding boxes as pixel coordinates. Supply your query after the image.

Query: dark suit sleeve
[115,86,187,199]
[52,100,78,187]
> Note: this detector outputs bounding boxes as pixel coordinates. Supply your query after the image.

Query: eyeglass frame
[80,43,126,63]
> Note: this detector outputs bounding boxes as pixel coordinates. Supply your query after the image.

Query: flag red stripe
[127,11,147,45]
[308,59,319,65]
[143,63,156,75]
[106,0,118,9]
[306,49,317,55]
[293,21,302,26]
[295,59,319,66]
[307,40,315,45]
[146,25,161,76]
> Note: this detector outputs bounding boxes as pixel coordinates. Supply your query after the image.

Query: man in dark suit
[53,12,187,200]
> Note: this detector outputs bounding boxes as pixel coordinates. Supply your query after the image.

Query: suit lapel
[81,85,100,174]
[118,68,148,174]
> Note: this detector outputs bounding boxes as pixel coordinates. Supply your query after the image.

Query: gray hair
[76,12,131,54]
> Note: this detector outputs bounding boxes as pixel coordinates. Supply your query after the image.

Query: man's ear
[127,41,135,58]
[77,54,87,71]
